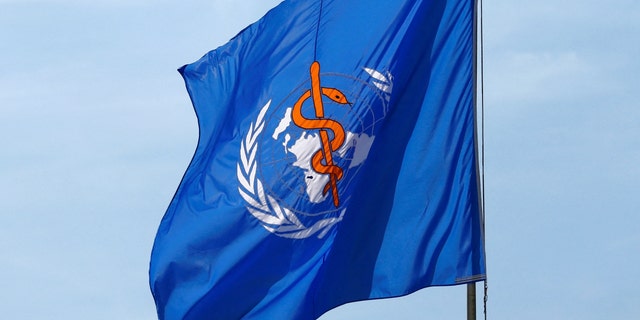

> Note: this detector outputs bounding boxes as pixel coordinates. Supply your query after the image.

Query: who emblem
[237,62,393,239]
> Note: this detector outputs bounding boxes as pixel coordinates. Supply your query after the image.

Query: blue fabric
[150,0,486,319]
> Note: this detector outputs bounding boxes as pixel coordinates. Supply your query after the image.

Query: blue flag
[150,0,486,319]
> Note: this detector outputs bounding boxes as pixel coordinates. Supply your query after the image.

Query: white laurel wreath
[364,67,393,95]
[237,100,345,239]
[364,67,393,116]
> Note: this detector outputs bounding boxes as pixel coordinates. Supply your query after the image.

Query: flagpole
[469,0,485,318]
[467,283,476,320]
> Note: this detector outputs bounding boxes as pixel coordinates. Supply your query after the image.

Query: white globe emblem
[237,68,392,239]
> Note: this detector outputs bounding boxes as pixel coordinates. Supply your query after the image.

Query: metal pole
[467,283,476,320]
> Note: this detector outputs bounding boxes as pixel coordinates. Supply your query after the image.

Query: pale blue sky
[1,0,638,319]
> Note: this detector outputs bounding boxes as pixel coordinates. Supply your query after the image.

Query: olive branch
[237,100,344,239]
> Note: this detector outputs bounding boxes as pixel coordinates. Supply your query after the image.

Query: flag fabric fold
[150,0,486,319]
